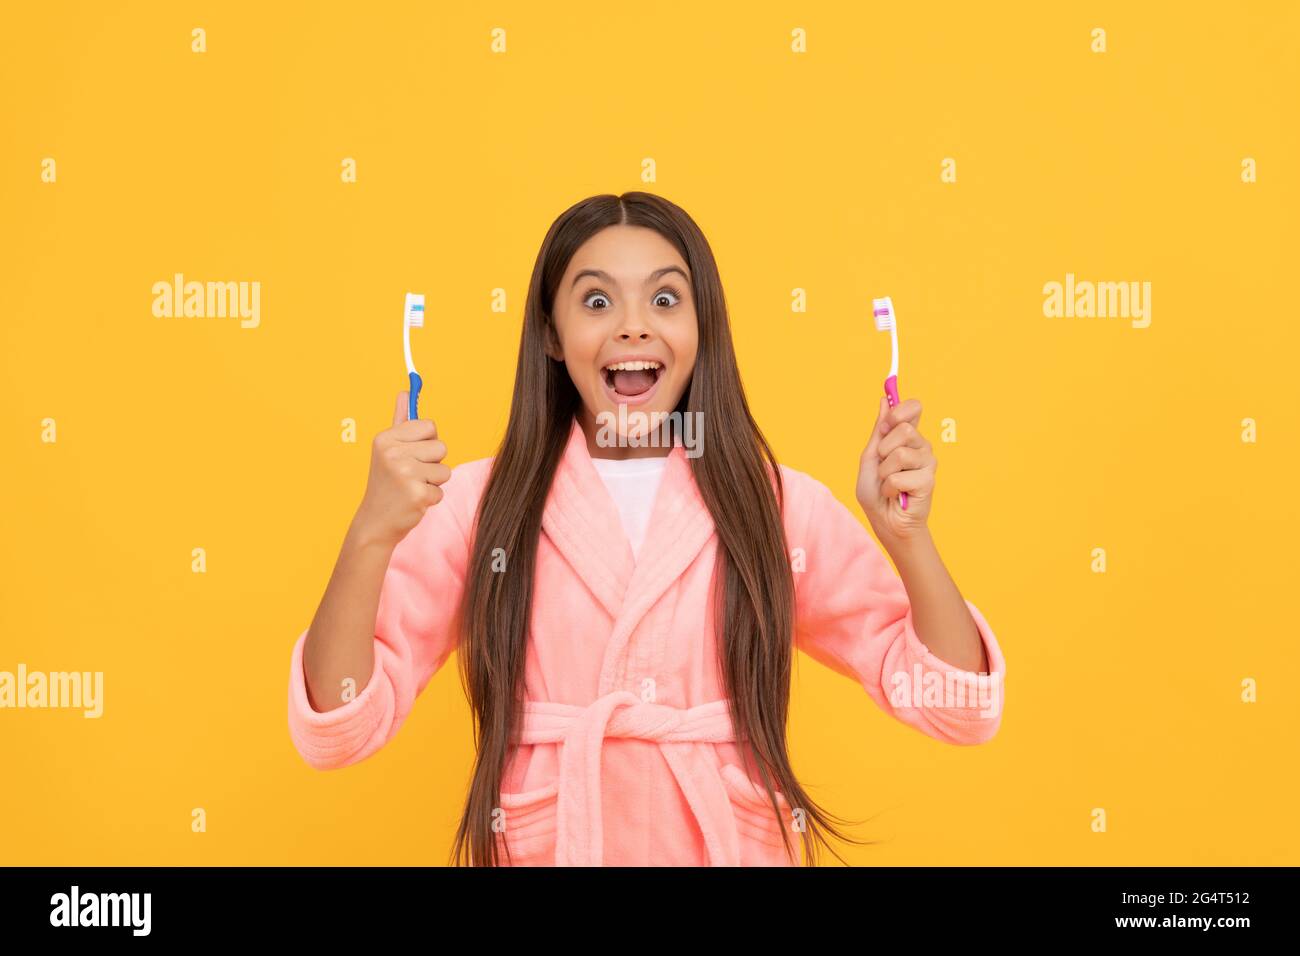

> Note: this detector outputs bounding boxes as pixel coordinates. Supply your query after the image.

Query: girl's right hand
[350,391,451,551]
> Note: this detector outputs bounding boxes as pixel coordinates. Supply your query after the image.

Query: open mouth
[600,360,665,402]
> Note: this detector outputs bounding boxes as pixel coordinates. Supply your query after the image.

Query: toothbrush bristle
[872,296,894,332]
[405,293,425,328]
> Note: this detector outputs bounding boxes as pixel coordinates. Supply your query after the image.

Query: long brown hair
[450,191,871,865]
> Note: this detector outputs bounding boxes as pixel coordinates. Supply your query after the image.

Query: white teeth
[603,360,662,372]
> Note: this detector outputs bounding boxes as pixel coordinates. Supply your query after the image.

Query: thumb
[393,390,410,427]
[866,394,889,459]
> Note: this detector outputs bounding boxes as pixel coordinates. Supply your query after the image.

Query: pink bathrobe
[287,416,1006,866]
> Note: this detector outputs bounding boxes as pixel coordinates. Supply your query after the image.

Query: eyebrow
[571,265,690,289]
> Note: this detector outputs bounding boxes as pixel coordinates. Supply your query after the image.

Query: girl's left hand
[856,394,935,544]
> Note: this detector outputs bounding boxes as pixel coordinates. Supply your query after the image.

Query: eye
[654,286,682,308]
[582,290,612,310]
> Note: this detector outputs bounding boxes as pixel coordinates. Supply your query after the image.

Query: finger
[883,465,932,497]
[403,438,448,464]
[878,445,927,479]
[393,391,410,427]
[881,397,922,434]
[410,461,452,486]
[410,479,444,509]
[879,420,928,459]
[393,416,438,442]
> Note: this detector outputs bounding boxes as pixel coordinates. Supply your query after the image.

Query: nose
[614,309,654,342]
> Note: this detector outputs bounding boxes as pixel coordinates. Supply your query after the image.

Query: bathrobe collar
[542,416,716,692]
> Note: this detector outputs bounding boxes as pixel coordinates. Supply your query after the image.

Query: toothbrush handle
[883,374,908,510]
[408,371,422,422]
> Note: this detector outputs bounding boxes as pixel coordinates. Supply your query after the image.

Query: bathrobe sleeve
[287,460,480,770]
[786,468,1005,745]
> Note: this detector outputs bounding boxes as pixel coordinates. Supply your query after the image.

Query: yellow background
[2,1,1296,865]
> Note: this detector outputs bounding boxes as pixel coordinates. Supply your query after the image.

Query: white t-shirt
[589,454,670,560]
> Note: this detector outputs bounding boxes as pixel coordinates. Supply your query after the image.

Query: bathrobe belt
[519,690,741,866]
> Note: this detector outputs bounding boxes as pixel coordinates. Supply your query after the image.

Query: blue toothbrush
[403,292,424,420]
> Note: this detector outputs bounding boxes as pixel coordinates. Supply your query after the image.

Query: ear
[542,320,564,362]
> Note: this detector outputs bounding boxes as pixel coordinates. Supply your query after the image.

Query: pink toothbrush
[872,295,907,510]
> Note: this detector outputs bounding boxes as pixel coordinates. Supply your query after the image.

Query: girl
[288,192,1005,867]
